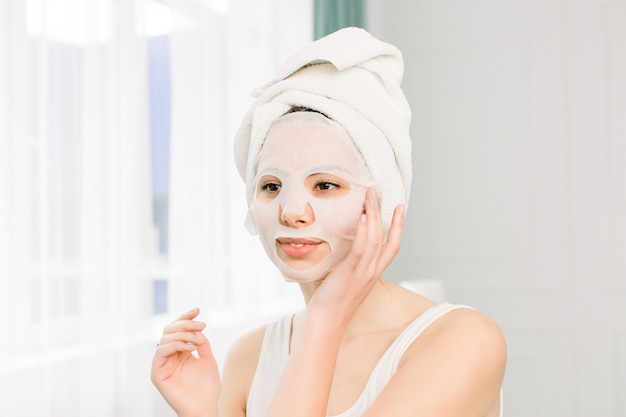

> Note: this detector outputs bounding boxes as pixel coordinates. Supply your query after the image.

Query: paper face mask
[250,112,373,282]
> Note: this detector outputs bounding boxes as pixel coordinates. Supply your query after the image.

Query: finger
[377,204,405,272]
[340,211,368,272]
[359,189,384,272]
[334,188,371,274]
[159,308,205,338]
[194,333,216,360]
[175,307,201,322]
[385,204,405,247]
[156,340,197,355]
[160,330,206,346]
[152,340,197,368]
[161,307,202,333]
[163,318,206,335]
[367,188,384,243]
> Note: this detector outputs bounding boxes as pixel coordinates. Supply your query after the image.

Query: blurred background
[0,0,624,416]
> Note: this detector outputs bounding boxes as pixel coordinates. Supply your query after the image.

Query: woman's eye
[306,174,350,197]
[315,181,340,191]
[261,182,281,192]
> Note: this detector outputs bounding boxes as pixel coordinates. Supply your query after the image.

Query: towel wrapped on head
[233,27,412,234]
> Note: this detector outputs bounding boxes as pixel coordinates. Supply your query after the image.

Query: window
[0,1,311,415]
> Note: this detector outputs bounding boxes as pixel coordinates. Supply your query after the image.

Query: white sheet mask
[250,112,374,282]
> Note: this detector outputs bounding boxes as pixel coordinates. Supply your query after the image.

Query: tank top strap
[388,302,474,372]
[382,302,502,417]
[330,303,474,417]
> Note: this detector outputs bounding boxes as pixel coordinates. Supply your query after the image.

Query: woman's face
[250,114,371,282]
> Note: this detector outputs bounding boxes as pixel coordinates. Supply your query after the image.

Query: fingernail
[361,214,367,224]
[193,321,204,328]
[399,205,405,217]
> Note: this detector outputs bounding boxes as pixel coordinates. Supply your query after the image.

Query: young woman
[151,27,506,417]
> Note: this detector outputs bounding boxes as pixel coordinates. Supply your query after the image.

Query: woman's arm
[219,325,267,417]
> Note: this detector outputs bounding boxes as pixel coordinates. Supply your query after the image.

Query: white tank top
[245,302,502,417]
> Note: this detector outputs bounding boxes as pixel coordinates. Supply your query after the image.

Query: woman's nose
[279,202,315,228]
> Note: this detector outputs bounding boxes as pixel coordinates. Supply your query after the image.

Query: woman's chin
[278,258,323,272]
[276,260,332,283]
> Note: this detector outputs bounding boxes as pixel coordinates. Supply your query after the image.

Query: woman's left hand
[308,189,404,323]
[151,308,221,417]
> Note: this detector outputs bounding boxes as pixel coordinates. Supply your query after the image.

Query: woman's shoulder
[403,304,506,366]
[387,281,506,358]
[364,301,506,415]
[222,313,294,382]
[227,323,268,362]
[399,305,506,409]
[377,282,506,376]
[226,312,297,380]
[219,323,269,415]
[436,306,506,350]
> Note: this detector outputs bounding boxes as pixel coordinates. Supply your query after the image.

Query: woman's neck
[297,279,402,337]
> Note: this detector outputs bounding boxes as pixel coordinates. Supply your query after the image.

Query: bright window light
[143,0,195,37]
[26,0,112,44]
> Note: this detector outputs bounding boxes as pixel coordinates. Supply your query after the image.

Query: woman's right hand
[151,308,221,417]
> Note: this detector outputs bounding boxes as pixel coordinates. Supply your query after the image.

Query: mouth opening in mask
[275,237,329,271]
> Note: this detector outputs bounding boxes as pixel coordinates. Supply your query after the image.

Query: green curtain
[313,0,366,40]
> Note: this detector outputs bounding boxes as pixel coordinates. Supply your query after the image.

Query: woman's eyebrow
[308,164,353,176]
[256,167,288,178]
[258,164,353,177]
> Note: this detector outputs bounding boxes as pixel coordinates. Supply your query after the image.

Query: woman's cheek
[321,190,366,248]
[251,200,277,241]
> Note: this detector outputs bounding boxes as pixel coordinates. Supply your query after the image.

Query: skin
[152,121,507,417]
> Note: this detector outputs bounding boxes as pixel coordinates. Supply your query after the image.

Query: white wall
[367,1,626,416]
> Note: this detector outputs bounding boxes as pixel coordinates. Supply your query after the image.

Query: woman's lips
[276,237,324,258]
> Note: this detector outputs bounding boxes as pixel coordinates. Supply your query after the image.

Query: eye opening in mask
[306,173,352,198]
[256,175,282,202]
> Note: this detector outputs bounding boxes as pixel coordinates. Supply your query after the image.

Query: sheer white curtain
[168,0,312,358]
[0,0,311,415]
[166,0,310,363]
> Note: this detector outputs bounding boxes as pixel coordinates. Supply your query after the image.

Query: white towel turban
[233,27,412,234]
